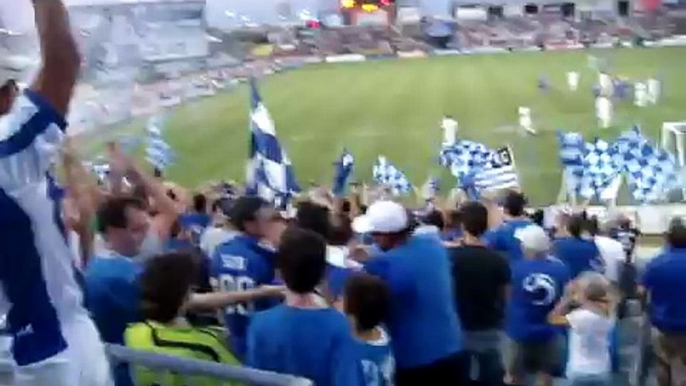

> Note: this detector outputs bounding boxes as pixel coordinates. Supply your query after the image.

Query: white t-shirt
[566,308,614,377]
[594,236,624,283]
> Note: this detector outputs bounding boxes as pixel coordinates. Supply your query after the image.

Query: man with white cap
[504,225,570,386]
[353,200,465,385]
[0,1,111,386]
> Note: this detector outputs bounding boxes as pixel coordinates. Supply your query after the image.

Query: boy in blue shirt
[344,273,395,386]
[485,191,533,264]
[354,200,464,385]
[247,226,362,386]
[505,225,570,386]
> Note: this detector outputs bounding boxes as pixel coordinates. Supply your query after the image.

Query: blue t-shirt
[484,219,533,264]
[210,234,277,358]
[506,257,570,342]
[325,246,362,301]
[364,234,462,369]
[442,228,463,242]
[84,253,142,345]
[356,328,395,386]
[178,212,211,247]
[642,249,686,332]
[553,237,604,279]
[247,305,363,386]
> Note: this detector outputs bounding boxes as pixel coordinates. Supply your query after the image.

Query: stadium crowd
[4,1,686,386]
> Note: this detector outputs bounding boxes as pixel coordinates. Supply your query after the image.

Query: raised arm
[31,0,81,116]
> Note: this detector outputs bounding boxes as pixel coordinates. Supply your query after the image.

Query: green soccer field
[79,47,686,205]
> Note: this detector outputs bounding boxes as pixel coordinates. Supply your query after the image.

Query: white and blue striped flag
[473,146,520,191]
[332,148,354,196]
[145,114,176,172]
[246,79,300,207]
[373,156,412,196]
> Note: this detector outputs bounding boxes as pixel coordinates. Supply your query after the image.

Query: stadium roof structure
[67,0,205,7]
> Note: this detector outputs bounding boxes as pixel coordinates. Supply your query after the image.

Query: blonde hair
[576,272,613,315]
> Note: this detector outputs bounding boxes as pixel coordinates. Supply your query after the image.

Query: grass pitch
[79,47,686,205]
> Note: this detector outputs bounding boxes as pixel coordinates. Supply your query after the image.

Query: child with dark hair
[125,253,240,386]
[344,274,395,386]
[247,227,362,386]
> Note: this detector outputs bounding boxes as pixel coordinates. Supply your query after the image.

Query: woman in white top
[549,272,616,386]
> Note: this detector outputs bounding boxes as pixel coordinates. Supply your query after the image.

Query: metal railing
[106,345,313,386]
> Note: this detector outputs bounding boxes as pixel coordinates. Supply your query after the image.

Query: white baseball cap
[352,200,409,234]
[515,225,551,253]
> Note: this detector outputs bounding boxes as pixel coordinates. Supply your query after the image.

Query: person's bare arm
[31,0,81,116]
[188,285,285,311]
[109,145,181,240]
[128,168,182,240]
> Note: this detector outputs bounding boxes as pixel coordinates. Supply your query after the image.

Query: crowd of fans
[45,135,686,386]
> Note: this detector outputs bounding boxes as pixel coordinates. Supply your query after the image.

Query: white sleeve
[0,90,67,190]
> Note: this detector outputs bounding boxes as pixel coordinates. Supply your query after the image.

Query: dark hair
[567,214,585,239]
[228,196,268,232]
[422,210,445,230]
[587,216,600,237]
[530,209,545,227]
[667,217,686,249]
[139,253,199,323]
[460,201,489,237]
[502,190,527,217]
[329,214,353,246]
[344,273,390,332]
[193,193,207,213]
[446,209,462,229]
[277,227,327,294]
[295,201,331,240]
[97,197,146,233]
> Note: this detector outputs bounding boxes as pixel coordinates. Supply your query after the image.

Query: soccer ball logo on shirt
[522,273,557,306]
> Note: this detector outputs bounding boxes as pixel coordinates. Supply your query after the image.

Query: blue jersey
[178,212,211,247]
[506,257,570,342]
[326,246,362,301]
[247,305,363,386]
[357,328,395,386]
[553,237,604,279]
[364,234,462,369]
[484,219,533,264]
[0,90,89,366]
[84,252,142,345]
[642,249,686,332]
[210,234,276,358]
